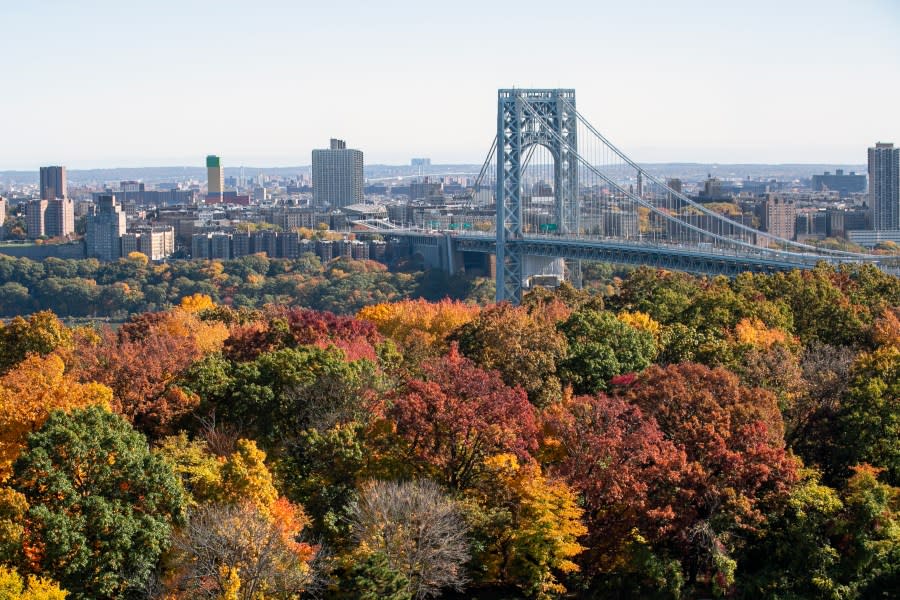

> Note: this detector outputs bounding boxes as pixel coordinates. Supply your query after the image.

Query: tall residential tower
[39,165,67,200]
[206,155,224,203]
[312,139,364,209]
[869,142,900,231]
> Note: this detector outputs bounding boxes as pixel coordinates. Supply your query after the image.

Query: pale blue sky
[1,0,898,169]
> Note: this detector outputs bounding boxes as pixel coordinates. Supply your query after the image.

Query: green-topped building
[206,155,223,203]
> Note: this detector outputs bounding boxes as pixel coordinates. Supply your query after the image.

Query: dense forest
[0,253,496,319]
[0,263,898,599]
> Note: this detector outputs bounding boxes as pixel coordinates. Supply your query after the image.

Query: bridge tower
[496,89,578,303]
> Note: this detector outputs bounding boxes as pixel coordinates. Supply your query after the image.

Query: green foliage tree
[832,345,900,485]
[329,552,412,600]
[221,346,373,442]
[558,309,656,394]
[10,406,185,600]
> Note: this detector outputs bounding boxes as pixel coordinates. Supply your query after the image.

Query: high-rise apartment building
[312,138,364,208]
[86,194,127,261]
[207,155,224,203]
[45,198,75,237]
[869,142,900,230]
[759,194,797,241]
[0,197,6,239]
[39,166,67,200]
[26,199,48,238]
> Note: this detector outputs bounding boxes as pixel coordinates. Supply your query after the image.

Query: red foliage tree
[73,319,203,439]
[543,393,690,569]
[390,346,539,490]
[224,307,383,363]
[619,363,799,581]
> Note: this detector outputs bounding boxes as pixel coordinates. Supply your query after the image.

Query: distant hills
[0,163,867,185]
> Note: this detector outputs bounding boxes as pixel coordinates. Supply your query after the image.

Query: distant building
[848,229,900,247]
[759,194,797,240]
[811,169,866,198]
[869,142,900,230]
[44,198,75,238]
[666,178,683,194]
[86,194,127,261]
[191,233,210,259]
[312,139,364,209]
[39,166,67,200]
[0,197,6,239]
[209,232,230,259]
[207,155,224,203]
[231,232,251,257]
[410,178,443,201]
[92,188,197,207]
[131,226,175,260]
[26,199,48,238]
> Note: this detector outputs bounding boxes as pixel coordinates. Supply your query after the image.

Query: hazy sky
[2,0,898,169]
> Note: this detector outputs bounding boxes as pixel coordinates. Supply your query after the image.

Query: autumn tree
[83,325,201,437]
[464,454,586,599]
[0,354,112,480]
[358,298,479,358]
[0,565,67,600]
[0,311,72,374]
[390,348,538,490]
[452,302,567,406]
[832,343,900,485]
[619,363,799,591]
[349,480,469,599]
[170,499,317,600]
[541,392,689,586]
[10,406,185,600]
[154,432,223,506]
[557,308,656,394]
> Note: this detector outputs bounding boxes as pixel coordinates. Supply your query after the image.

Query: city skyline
[2,0,899,169]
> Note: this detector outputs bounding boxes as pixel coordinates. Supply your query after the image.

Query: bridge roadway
[383,229,884,277]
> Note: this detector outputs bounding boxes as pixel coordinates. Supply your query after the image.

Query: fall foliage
[0,262,898,599]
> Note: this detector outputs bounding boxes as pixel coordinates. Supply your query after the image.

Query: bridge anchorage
[357,88,900,304]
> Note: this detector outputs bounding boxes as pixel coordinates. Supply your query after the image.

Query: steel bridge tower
[496,89,578,302]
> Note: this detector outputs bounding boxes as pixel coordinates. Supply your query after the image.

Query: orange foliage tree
[0,354,111,480]
[73,308,227,438]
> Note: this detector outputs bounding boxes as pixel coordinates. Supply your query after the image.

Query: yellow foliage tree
[466,454,586,599]
[154,308,229,355]
[219,439,279,515]
[0,485,28,562]
[179,293,217,314]
[734,317,790,349]
[155,433,224,506]
[618,311,662,340]
[126,251,149,266]
[358,299,479,354]
[0,354,112,480]
[0,565,67,599]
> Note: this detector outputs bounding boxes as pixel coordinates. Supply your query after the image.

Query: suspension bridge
[360,89,898,303]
